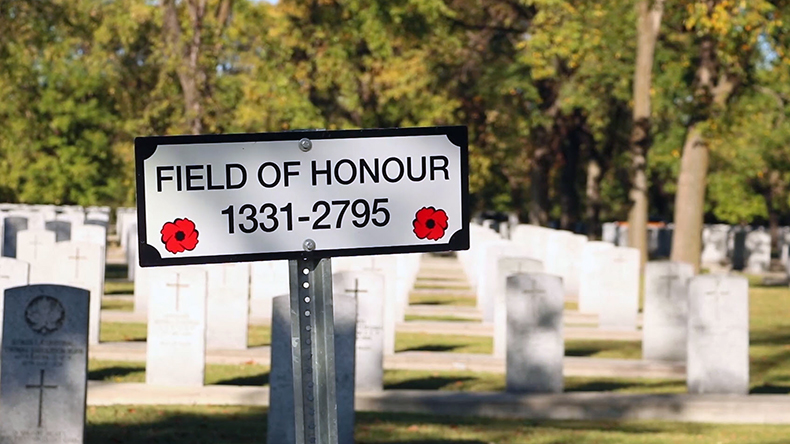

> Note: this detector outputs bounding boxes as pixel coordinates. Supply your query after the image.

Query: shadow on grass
[215,372,270,386]
[87,407,268,444]
[400,344,462,353]
[566,379,682,392]
[88,365,144,381]
[105,263,129,280]
[385,376,475,390]
[751,384,790,394]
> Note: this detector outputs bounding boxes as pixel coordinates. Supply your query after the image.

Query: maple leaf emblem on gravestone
[25,296,66,335]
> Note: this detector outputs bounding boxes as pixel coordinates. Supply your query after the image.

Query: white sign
[135,127,469,267]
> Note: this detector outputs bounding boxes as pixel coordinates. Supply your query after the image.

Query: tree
[628,0,664,266]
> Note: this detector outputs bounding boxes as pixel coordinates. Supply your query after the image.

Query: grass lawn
[94,282,790,395]
[409,294,476,306]
[85,407,790,443]
[99,323,271,347]
[101,297,134,311]
[105,280,134,295]
[404,314,474,322]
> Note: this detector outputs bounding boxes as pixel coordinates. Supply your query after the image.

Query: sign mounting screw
[303,238,316,251]
[299,138,312,152]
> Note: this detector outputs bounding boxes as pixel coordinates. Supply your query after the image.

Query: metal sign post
[289,256,338,444]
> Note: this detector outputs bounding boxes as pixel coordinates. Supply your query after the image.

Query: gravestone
[72,224,106,247]
[642,261,694,362]
[577,241,615,314]
[0,285,89,443]
[133,263,150,315]
[616,225,629,247]
[16,230,57,284]
[701,224,729,265]
[687,275,749,394]
[601,222,618,244]
[3,216,28,258]
[731,227,748,271]
[506,273,564,393]
[268,294,356,444]
[249,261,289,322]
[126,224,137,282]
[510,224,554,266]
[656,227,673,258]
[0,257,30,343]
[44,220,71,242]
[333,270,385,392]
[206,263,250,350]
[494,255,544,358]
[54,242,104,345]
[746,229,771,273]
[477,241,535,323]
[146,267,208,387]
[597,247,640,330]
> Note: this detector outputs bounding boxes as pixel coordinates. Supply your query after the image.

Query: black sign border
[135,126,470,267]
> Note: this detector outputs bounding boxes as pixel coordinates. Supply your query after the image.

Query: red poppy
[161,218,199,254]
[413,207,449,241]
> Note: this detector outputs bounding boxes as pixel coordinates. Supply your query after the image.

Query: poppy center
[175,231,185,241]
[426,219,436,229]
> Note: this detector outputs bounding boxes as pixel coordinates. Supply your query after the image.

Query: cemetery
[8,1,790,443]
[2,203,790,442]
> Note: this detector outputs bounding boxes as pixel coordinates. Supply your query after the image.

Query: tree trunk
[585,156,603,239]
[670,126,708,271]
[670,25,734,272]
[529,145,552,226]
[627,0,664,266]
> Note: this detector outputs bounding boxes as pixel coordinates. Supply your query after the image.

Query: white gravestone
[0,285,89,444]
[506,273,564,393]
[510,224,554,267]
[477,241,537,322]
[577,241,615,314]
[494,255,544,358]
[687,275,749,394]
[0,258,30,344]
[206,263,250,350]
[53,242,104,345]
[146,267,208,387]
[71,224,107,248]
[15,230,56,284]
[700,224,729,265]
[642,261,694,362]
[745,229,771,273]
[249,261,289,323]
[268,294,356,444]
[597,247,640,330]
[333,270,385,392]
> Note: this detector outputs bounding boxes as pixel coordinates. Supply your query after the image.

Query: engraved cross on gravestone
[656,272,680,298]
[166,274,189,311]
[67,248,87,280]
[29,237,45,261]
[344,279,368,299]
[521,278,546,322]
[25,369,58,428]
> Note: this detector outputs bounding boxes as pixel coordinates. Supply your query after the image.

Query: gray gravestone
[494,255,543,358]
[731,228,748,271]
[16,230,56,285]
[146,267,207,387]
[268,294,356,444]
[44,220,71,242]
[0,285,89,443]
[54,242,104,345]
[746,229,771,273]
[687,275,749,394]
[333,270,385,392]
[206,263,250,350]
[506,273,564,393]
[3,216,28,258]
[642,261,694,362]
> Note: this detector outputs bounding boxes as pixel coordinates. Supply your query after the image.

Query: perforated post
[289,257,338,444]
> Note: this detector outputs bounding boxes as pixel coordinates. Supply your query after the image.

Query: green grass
[565,340,642,360]
[85,406,790,443]
[409,294,476,306]
[88,360,269,385]
[105,280,134,295]
[101,297,133,312]
[395,332,491,354]
[99,323,272,347]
